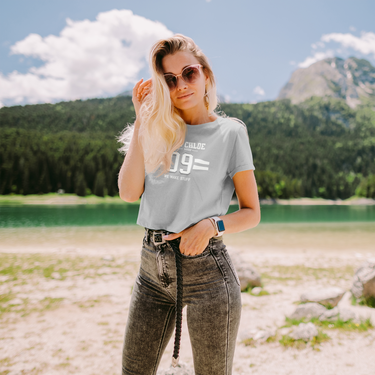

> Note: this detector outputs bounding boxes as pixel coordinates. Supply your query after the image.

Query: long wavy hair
[118,34,218,175]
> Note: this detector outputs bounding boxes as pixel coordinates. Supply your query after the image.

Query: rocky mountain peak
[278,57,375,108]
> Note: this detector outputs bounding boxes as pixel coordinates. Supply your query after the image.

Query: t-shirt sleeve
[227,125,255,179]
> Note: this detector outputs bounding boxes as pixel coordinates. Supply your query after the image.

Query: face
[161,51,209,112]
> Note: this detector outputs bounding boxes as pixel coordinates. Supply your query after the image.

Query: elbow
[244,206,261,228]
[119,190,141,203]
[253,206,261,227]
[254,211,261,227]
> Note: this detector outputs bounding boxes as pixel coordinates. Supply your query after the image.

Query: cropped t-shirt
[136,116,255,233]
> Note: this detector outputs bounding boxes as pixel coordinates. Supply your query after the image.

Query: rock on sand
[351,258,375,299]
[229,252,261,291]
[290,322,318,341]
[289,302,327,320]
[300,287,345,307]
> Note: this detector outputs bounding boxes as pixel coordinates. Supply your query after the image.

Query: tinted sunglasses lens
[165,75,177,90]
[182,66,200,83]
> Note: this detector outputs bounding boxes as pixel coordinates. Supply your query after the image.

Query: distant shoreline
[0,193,374,206]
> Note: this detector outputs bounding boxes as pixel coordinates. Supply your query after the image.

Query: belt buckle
[152,231,166,245]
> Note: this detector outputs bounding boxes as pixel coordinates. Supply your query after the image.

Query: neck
[179,104,216,125]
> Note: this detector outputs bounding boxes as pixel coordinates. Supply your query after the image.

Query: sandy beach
[1,222,375,374]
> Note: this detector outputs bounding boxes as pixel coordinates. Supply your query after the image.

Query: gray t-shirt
[136,116,255,233]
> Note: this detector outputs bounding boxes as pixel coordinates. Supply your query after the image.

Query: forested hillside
[1,95,375,199]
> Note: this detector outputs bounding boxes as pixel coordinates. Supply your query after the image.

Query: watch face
[217,220,225,232]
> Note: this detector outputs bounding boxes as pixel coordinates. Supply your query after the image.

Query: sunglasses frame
[163,64,203,90]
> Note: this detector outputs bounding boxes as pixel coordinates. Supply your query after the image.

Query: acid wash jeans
[121,233,242,375]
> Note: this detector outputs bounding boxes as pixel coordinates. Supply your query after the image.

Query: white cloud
[253,86,265,96]
[297,30,375,70]
[311,41,325,50]
[0,9,173,105]
[298,50,334,68]
[321,31,375,58]
[349,26,356,32]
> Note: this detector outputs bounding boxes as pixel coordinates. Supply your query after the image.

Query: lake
[1,204,375,228]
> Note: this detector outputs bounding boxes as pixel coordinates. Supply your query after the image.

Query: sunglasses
[163,64,203,91]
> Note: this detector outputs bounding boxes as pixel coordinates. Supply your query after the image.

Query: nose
[176,76,187,91]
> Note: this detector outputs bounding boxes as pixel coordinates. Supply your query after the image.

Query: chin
[173,99,201,111]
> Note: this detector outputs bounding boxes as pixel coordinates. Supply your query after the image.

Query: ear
[202,67,209,84]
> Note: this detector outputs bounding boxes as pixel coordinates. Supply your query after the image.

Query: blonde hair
[118,34,218,175]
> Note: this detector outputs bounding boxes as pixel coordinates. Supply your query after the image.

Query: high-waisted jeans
[122,233,242,375]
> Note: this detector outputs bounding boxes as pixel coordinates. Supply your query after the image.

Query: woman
[118,34,260,375]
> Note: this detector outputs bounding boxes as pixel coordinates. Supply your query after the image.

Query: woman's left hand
[163,219,216,256]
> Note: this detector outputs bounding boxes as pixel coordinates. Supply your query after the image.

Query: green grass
[241,313,371,350]
[243,285,271,296]
[242,338,256,347]
[279,330,330,350]
[352,294,375,308]
[283,316,373,332]
[0,295,64,318]
[0,253,138,318]
[0,253,137,282]
[75,296,111,309]
[242,335,276,347]
[261,264,354,284]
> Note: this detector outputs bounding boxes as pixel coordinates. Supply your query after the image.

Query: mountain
[278,57,375,108]
[116,89,132,97]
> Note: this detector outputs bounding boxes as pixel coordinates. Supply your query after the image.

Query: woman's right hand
[132,78,152,119]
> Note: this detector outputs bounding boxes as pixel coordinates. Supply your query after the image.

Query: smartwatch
[210,216,225,236]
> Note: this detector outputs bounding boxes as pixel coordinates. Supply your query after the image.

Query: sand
[1,222,375,375]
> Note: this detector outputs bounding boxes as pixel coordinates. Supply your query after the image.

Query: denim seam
[224,272,230,375]
[155,250,176,301]
[222,251,240,286]
[152,304,175,375]
[210,246,228,282]
[209,247,230,374]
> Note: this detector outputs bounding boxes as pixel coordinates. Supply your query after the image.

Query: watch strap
[211,216,225,236]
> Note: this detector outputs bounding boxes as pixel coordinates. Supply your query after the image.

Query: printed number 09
[169,152,180,173]
[180,153,193,174]
[169,152,193,175]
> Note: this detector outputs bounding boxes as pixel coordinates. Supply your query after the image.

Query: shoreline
[1,193,374,206]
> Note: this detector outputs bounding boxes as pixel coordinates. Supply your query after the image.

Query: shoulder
[217,116,246,130]
[217,116,249,138]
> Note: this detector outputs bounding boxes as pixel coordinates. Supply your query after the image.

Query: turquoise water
[0,204,375,228]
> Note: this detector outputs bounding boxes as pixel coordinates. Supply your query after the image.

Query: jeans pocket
[222,249,240,286]
[179,245,211,259]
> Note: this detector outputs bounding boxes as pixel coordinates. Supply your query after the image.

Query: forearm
[218,206,260,235]
[118,121,145,202]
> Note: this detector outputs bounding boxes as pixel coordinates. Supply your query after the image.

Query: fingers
[133,78,152,104]
[163,231,182,241]
[132,78,143,94]
[138,78,152,91]
[178,238,208,256]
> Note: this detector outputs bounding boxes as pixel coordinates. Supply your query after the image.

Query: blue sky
[1,0,375,107]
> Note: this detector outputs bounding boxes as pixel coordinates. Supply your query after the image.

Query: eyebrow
[163,64,193,75]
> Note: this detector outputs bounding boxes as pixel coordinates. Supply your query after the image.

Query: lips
[177,93,193,99]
